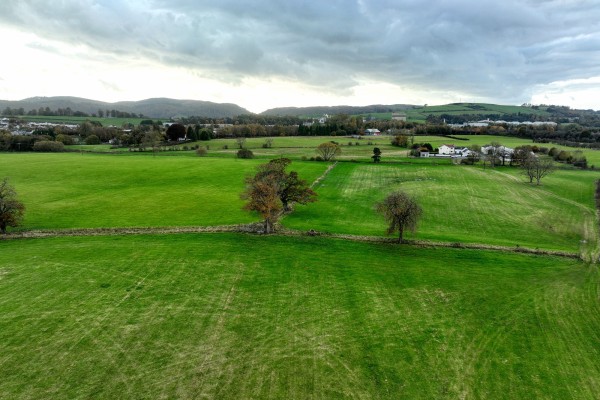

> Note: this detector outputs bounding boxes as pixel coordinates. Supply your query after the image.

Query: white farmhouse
[438,144,455,155]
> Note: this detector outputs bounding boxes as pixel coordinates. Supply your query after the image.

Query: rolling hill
[0,96,250,119]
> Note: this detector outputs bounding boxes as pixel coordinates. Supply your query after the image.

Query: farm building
[364,128,381,135]
[438,144,455,155]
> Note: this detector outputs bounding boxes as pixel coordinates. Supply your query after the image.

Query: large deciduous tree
[166,123,186,141]
[242,179,281,234]
[376,191,422,244]
[242,158,317,232]
[0,178,25,234]
[316,142,341,161]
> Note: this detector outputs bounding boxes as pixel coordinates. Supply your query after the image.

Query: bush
[55,134,74,145]
[391,134,409,147]
[199,129,211,141]
[196,147,208,157]
[85,135,100,145]
[237,148,254,159]
[223,144,229,149]
[33,141,65,152]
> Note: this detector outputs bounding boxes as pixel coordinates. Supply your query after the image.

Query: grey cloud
[2,0,600,104]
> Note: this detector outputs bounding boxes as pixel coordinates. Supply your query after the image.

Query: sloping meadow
[284,162,598,253]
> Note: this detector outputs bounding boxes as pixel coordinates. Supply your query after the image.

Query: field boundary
[1,225,581,259]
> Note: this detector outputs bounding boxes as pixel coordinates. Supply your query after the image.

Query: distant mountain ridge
[0,96,250,119]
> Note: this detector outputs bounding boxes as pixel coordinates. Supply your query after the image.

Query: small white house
[364,128,381,136]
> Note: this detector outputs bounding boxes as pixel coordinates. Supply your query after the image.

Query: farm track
[1,224,582,260]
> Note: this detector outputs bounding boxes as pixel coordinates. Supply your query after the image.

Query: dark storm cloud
[2,0,599,102]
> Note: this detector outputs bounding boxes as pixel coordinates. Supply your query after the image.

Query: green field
[405,103,550,122]
[284,162,598,254]
[1,234,599,399]
[0,153,327,230]
[19,115,164,127]
[1,142,599,398]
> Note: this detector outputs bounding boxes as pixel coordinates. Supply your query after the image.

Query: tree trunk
[264,219,271,234]
[397,227,404,244]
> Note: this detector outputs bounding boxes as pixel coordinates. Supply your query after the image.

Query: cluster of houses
[420,144,514,159]
[0,118,79,136]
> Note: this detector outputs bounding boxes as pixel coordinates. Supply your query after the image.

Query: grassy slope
[19,115,162,127]
[0,234,598,399]
[406,103,550,122]
[0,153,327,230]
[284,162,597,252]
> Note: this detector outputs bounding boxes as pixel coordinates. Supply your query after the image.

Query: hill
[0,96,250,119]
[260,104,415,117]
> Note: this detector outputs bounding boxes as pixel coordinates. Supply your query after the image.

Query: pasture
[405,103,550,122]
[0,152,327,230]
[0,234,599,399]
[1,140,599,399]
[21,115,162,127]
[285,162,598,254]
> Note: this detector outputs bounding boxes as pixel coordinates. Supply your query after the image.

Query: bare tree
[376,191,422,244]
[316,142,341,161]
[0,178,25,234]
[521,155,554,185]
[236,137,247,149]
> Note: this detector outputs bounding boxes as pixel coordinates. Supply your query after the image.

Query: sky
[0,0,599,113]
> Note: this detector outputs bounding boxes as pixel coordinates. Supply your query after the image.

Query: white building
[438,144,455,155]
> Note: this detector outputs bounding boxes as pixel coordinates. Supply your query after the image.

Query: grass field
[284,162,598,253]
[1,142,599,398]
[0,233,598,399]
[405,103,550,122]
[0,153,327,230]
[20,115,164,127]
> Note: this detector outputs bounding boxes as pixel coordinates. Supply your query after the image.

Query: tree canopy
[0,178,25,234]
[242,158,317,233]
[316,142,341,161]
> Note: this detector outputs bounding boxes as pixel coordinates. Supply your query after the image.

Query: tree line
[1,107,144,119]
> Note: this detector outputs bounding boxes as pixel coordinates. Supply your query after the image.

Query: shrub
[55,134,74,145]
[223,144,229,149]
[85,135,100,145]
[196,147,208,157]
[199,129,211,141]
[391,134,409,147]
[237,148,254,159]
[33,141,65,152]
